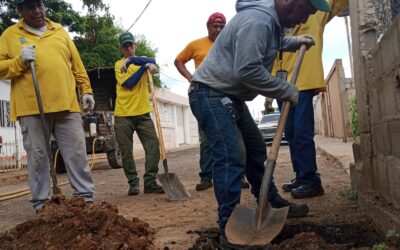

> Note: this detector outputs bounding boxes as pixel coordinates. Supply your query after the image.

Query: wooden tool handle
[147,70,168,166]
[268,44,307,161]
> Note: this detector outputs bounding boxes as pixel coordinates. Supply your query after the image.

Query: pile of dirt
[0,196,155,250]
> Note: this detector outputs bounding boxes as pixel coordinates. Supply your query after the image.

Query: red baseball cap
[207,12,226,24]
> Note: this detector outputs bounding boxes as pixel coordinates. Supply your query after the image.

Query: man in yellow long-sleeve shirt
[0,0,95,211]
[273,0,349,199]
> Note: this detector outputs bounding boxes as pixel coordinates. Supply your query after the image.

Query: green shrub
[349,95,359,138]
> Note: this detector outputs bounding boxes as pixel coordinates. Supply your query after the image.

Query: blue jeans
[278,90,321,185]
[198,127,213,181]
[189,84,278,234]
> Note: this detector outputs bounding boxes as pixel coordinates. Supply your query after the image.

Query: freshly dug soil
[0,196,155,250]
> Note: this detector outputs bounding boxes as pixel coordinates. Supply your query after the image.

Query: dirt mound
[0,196,155,250]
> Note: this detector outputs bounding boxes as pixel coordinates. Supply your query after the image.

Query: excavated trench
[188,217,397,250]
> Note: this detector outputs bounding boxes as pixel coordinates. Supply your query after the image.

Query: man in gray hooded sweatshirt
[189,0,332,243]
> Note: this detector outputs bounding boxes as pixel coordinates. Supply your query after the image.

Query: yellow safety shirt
[0,19,92,121]
[272,0,349,92]
[114,59,152,117]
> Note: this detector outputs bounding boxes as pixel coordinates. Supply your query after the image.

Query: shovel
[225,45,307,246]
[146,70,191,201]
[30,61,62,195]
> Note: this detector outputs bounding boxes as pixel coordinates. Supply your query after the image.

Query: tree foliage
[0,0,82,34]
[0,0,162,87]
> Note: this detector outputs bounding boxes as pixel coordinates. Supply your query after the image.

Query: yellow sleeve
[65,29,92,95]
[176,42,194,63]
[321,0,349,24]
[0,28,29,80]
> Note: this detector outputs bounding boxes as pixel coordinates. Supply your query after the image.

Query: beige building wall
[313,60,354,140]
[133,88,199,155]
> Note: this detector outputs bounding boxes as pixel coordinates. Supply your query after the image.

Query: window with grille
[0,100,15,128]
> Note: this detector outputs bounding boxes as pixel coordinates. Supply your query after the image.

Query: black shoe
[196,179,213,191]
[144,181,165,194]
[128,184,140,196]
[270,195,310,218]
[241,177,250,189]
[291,184,324,199]
[282,179,302,192]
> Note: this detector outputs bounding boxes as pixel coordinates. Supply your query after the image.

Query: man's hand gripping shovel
[225,45,307,246]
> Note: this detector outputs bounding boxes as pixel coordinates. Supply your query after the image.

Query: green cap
[119,32,135,47]
[310,0,332,12]
[16,0,26,4]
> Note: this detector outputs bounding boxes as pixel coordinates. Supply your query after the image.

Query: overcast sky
[67,0,352,120]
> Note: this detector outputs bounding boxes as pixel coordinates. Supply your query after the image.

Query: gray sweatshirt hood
[236,0,281,28]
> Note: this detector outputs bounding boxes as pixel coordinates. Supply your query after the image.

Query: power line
[127,0,152,32]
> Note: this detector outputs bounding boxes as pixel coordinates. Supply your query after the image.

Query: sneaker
[128,183,140,196]
[241,178,250,189]
[291,184,324,199]
[282,178,302,192]
[144,181,165,194]
[195,178,213,191]
[270,195,309,218]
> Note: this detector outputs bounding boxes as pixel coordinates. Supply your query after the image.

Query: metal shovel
[225,45,307,246]
[30,61,62,195]
[146,70,191,201]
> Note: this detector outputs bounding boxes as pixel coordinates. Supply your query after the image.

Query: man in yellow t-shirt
[273,0,349,199]
[174,13,249,191]
[114,32,164,196]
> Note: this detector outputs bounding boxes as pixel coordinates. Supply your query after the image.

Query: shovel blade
[157,173,191,201]
[225,203,289,246]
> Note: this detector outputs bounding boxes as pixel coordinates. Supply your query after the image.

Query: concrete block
[369,47,383,84]
[379,20,400,77]
[360,133,373,159]
[349,162,361,191]
[371,123,392,156]
[387,156,400,209]
[389,119,400,159]
[373,155,392,202]
[369,87,381,124]
[378,75,397,121]
[360,158,375,193]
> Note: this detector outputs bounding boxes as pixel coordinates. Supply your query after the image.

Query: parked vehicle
[51,68,123,173]
[257,113,287,144]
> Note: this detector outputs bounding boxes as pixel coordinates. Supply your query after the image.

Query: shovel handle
[30,62,61,195]
[268,45,307,161]
[256,45,307,229]
[147,70,169,174]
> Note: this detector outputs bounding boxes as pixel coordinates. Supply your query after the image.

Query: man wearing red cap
[175,12,249,191]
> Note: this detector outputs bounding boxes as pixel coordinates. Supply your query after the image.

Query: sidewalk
[314,135,355,173]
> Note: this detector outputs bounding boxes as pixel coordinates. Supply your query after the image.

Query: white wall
[0,80,15,142]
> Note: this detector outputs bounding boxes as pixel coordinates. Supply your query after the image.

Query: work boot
[282,178,302,192]
[144,181,164,194]
[128,183,140,196]
[270,195,310,218]
[291,184,325,199]
[196,178,213,191]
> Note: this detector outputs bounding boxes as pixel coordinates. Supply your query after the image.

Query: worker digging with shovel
[0,0,95,212]
[188,0,332,248]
